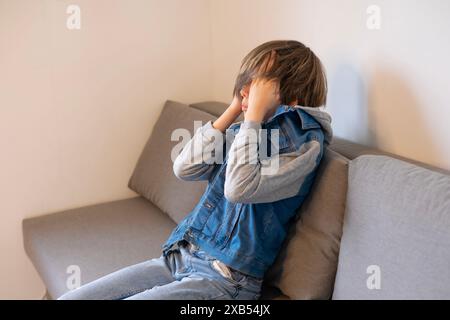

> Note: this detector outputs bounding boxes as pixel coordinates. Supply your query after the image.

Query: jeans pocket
[174,246,194,277]
[229,268,247,284]
[238,277,264,300]
[210,261,248,287]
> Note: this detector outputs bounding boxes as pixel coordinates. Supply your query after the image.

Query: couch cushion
[189,101,229,117]
[332,155,450,299]
[128,100,217,223]
[22,196,176,299]
[330,137,450,175]
[259,284,290,300]
[265,149,349,299]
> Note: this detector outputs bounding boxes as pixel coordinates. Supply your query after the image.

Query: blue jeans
[58,241,264,300]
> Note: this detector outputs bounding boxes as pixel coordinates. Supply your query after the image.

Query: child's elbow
[224,184,253,203]
[173,161,193,181]
[224,188,241,203]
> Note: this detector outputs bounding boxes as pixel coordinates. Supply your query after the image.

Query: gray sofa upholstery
[23,197,176,299]
[22,100,450,300]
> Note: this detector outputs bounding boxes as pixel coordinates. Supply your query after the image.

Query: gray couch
[22,100,450,300]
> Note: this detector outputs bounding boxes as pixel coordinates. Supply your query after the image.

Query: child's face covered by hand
[239,84,251,112]
[235,49,298,120]
[241,78,281,118]
[239,52,281,118]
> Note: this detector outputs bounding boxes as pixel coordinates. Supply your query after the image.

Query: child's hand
[245,78,281,122]
[229,94,243,114]
[212,94,243,133]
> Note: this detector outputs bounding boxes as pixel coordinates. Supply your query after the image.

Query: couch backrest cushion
[265,149,349,299]
[330,137,450,175]
[128,100,217,223]
[332,155,450,299]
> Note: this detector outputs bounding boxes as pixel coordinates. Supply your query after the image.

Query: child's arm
[212,96,243,133]
[173,98,242,181]
[224,79,322,203]
[224,121,322,203]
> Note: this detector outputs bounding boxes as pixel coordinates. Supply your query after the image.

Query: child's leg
[57,255,175,300]
[125,243,263,300]
[124,273,230,300]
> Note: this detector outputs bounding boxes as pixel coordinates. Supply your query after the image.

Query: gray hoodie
[173,105,333,204]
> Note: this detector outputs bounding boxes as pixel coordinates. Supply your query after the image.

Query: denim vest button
[204,202,213,209]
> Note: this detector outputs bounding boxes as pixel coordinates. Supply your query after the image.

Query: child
[59,40,332,300]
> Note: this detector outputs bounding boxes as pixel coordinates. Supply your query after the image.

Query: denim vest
[162,105,326,279]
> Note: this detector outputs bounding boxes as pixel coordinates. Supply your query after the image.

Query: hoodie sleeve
[173,120,225,181]
[224,120,322,204]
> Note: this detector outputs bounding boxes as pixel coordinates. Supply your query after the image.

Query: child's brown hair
[232,40,327,108]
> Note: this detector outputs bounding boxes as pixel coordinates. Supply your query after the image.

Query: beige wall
[0,0,212,299]
[210,0,450,171]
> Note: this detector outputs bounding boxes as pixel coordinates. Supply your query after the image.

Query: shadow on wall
[327,62,375,146]
[328,61,441,166]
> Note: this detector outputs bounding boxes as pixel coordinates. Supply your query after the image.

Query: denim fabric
[58,240,263,300]
[164,105,332,278]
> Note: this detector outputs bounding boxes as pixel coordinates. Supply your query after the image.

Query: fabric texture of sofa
[22,100,450,300]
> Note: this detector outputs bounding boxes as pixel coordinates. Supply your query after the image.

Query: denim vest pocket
[201,200,235,237]
[215,203,243,249]
[194,151,231,232]
[190,163,227,232]
[264,120,294,157]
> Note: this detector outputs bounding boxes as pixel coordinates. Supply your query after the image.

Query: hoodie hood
[294,106,333,145]
[238,104,333,145]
